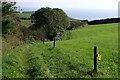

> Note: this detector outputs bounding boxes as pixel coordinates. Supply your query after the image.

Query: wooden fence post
[43,38,44,44]
[53,37,55,47]
[94,46,97,73]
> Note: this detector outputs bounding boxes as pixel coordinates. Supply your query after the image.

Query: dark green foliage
[2,2,16,16]
[20,26,45,42]
[20,27,33,42]
[2,2,17,35]
[2,2,39,52]
[31,7,70,40]
[66,21,87,30]
[2,20,13,34]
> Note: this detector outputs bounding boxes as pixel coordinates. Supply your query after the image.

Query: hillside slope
[2,23,118,78]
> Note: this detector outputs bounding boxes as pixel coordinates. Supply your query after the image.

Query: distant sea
[21,8,118,21]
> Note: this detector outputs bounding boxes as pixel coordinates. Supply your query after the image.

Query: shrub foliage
[31,7,70,40]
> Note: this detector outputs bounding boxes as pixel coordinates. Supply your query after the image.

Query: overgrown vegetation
[2,2,23,52]
[2,2,16,35]
[2,2,45,53]
[66,20,88,30]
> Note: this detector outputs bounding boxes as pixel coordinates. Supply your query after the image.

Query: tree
[31,7,70,40]
[2,2,17,35]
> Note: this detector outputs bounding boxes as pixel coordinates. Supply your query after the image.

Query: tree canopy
[31,7,70,40]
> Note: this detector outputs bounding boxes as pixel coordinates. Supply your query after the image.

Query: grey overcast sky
[15,0,119,20]
[16,0,119,10]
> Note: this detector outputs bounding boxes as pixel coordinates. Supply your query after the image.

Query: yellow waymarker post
[97,54,101,61]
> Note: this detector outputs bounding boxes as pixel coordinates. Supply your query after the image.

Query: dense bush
[2,20,13,34]
[2,2,18,36]
[66,21,88,30]
[20,27,45,42]
[2,2,45,53]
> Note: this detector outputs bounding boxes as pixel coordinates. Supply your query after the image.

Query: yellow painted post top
[97,54,101,61]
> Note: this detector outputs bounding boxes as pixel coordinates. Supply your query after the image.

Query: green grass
[2,23,118,78]
[15,12,32,27]
[20,20,32,27]
[16,12,33,18]
[16,12,33,27]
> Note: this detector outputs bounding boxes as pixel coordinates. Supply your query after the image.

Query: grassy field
[16,13,33,27]
[2,23,118,78]
[20,20,32,28]
[16,13,33,18]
